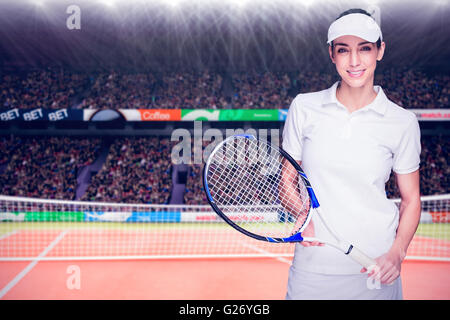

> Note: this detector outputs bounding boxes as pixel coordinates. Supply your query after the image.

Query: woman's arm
[365,169,421,284]
[280,160,323,247]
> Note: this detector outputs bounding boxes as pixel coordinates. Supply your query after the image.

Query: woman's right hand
[300,220,325,247]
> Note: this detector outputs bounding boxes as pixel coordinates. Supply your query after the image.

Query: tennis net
[0,194,448,261]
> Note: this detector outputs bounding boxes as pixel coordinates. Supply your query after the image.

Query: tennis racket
[203,134,377,270]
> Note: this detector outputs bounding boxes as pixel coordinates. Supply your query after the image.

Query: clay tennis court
[0,224,448,300]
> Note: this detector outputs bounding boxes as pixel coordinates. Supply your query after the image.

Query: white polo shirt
[282,81,421,274]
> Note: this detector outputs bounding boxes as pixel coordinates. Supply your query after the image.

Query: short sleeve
[282,97,304,161]
[392,116,421,174]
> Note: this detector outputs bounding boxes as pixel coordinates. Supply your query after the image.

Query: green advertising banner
[25,211,84,222]
[181,109,279,121]
[0,211,84,222]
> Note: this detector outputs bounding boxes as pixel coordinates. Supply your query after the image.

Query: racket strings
[206,137,311,238]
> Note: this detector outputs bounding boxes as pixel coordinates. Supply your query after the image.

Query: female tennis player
[282,9,421,299]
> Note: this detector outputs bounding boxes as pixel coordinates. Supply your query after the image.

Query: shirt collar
[322,81,388,116]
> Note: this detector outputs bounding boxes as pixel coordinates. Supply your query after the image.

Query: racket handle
[347,245,377,270]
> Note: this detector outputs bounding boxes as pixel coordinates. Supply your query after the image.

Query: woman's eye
[337,48,347,53]
[361,46,372,51]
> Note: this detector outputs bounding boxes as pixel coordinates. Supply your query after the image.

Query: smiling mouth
[347,70,365,78]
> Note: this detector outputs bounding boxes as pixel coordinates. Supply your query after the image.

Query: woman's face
[329,35,385,88]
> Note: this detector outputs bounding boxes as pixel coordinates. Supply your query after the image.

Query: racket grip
[347,246,377,270]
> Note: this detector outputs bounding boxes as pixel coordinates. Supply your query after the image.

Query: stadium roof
[0,0,449,73]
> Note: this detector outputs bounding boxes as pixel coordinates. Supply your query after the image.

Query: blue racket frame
[203,134,320,243]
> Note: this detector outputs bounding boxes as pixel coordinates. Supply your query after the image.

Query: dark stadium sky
[0,0,449,73]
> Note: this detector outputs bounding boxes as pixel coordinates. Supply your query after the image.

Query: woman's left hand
[360,245,406,285]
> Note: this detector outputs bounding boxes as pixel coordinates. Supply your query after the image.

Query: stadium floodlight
[166,0,183,8]
[170,0,184,5]
[98,0,117,7]
[31,0,46,6]
[298,0,315,7]
[435,0,448,5]
[228,0,250,6]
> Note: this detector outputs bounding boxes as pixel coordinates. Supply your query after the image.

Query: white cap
[327,13,383,44]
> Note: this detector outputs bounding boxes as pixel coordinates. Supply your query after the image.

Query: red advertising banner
[139,109,181,121]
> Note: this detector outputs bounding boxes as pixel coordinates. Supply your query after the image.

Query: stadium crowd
[0,136,101,199]
[385,134,449,199]
[377,68,450,110]
[185,135,449,204]
[0,65,448,203]
[81,137,173,204]
[1,68,448,110]
[183,140,210,205]
[76,72,157,110]
[230,71,293,109]
[0,69,91,110]
[151,71,227,109]
[0,134,447,203]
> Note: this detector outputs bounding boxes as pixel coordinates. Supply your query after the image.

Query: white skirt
[286,267,403,300]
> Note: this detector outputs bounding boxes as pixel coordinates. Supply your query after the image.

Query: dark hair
[331,8,382,50]
[337,8,372,20]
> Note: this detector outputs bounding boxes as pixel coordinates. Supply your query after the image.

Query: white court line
[241,242,292,265]
[0,230,68,299]
[0,230,18,241]
[0,253,295,261]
